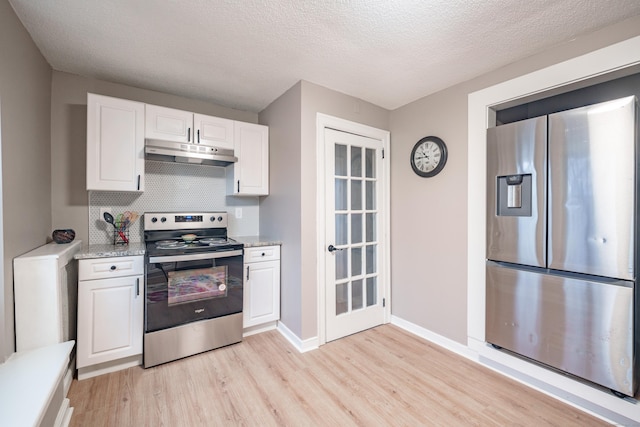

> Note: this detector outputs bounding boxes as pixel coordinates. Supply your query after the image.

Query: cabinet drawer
[244,246,280,262]
[79,256,144,280]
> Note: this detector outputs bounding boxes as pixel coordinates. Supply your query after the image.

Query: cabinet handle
[137,175,141,191]
[197,129,200,144]
[136,278,140,296]
[188,127,191,142]
[237,180,240,193]
[261,253,265,257]
[246,265,250,281]
[110,265,117,271]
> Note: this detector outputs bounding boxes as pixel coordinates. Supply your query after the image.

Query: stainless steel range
[143,211,244,368]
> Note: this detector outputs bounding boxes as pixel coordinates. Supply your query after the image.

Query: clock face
[414,141,441,173]
[410,136,447,177]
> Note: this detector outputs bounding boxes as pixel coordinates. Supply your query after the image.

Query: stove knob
[217,216,223,222]
[160,217,167,223]
[151,217,158,223]
[210,216,216,222]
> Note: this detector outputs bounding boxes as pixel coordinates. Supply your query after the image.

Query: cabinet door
[230,122,269,195]
[145,104,193,143]
[194,113,234,150]
[77,275,143,368]
[87,94,145,191]
[244,260,280,328]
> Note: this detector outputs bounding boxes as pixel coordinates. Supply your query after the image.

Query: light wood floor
[68,325,608,426]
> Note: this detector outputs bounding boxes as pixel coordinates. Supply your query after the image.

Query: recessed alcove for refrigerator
[486,96,638,397]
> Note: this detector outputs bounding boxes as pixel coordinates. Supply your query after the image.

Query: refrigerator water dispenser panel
[497,174,532,216]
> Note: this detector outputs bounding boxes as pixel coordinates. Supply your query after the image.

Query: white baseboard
[77,354,142,380]
[243,321,278,337]
[277,322,319,353]
[391,315,476,360]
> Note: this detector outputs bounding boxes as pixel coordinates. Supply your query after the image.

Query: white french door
[324,128,386,342]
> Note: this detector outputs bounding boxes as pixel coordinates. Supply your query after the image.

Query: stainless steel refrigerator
[486,96,638,397]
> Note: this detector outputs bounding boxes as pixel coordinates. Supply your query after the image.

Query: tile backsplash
[88,161,259,244]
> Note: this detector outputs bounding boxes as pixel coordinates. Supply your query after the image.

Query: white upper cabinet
[194,113,234,150]
[145,105,234,150]
[87,93,145,191]
[144,104,192,143]
[228,122,269,196]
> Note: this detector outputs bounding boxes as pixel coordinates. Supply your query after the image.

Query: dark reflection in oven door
[167,265,228,305]
[145,255,243,333]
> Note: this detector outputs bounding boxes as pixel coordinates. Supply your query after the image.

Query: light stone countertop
[74,242,146,260]
[232,236,282,248]
[74,237,281,259]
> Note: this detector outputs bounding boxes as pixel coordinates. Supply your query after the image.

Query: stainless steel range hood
[145,139,237,166]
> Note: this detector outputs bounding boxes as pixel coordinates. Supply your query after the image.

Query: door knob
[328,244,343,253]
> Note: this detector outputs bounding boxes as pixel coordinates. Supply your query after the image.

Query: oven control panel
[144,212,228,230]
[176,215,203,223]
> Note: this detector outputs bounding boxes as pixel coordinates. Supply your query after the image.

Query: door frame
[316,113,391,346]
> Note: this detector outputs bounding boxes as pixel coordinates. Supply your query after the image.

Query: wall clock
[410,136,448,177]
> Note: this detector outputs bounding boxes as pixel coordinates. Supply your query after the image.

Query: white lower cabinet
[243,246,280,333]
[77,256,143,379]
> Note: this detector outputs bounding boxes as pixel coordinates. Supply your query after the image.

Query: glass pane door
[325,128,385,342]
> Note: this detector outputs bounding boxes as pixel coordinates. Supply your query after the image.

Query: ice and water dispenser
[496,174,532,217]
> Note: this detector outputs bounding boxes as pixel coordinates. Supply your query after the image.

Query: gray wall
[50,71,259,245]
[259,82,303,336]
[259,80,389,340]
[4,0,640,360]
[389,15,640,344]
[0,0,53,359]
[299,81,389,339]
[389,88,470,343]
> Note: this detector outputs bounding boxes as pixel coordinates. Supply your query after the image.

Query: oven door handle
[148,249,243,263]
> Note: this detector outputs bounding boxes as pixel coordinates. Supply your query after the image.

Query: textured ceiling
[8,0,640,112]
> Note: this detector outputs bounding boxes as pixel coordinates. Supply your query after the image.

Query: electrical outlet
[235,208,242,219]
[99,208,111,221]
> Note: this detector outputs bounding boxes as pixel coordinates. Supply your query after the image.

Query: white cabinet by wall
[243,246,280,333]
[145,104,235,150]
[87,93,145,191]
[13,240,81,352]
[77,256,144,380]
[228,122,269,196]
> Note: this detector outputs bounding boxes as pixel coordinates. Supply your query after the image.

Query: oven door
[145,249,243,333]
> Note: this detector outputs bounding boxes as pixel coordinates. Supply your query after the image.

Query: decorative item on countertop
[107,211,140,245]
[52,229,75,244]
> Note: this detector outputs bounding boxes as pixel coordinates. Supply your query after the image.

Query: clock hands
[411,136,447,177]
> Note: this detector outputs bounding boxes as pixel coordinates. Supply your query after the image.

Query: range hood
[145,139,237,166]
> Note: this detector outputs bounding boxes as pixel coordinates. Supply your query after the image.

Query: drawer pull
[261,252,265,257]
[110,265,117,271]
